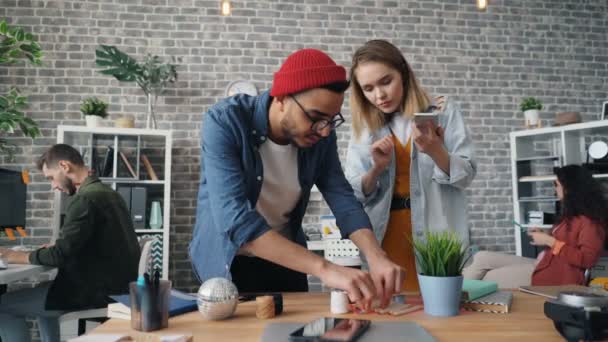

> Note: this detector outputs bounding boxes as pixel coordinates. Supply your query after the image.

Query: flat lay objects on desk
[263,321,437,342]
[462,291,513,314]
[330,289,350,314]
[374,303,424,316]
[255,295,275,319]
[68,333,193,342]
[196,277,239,320]
[92,291,567,341]
[129,271,171,332]
[461,279,498,301]
[519,285,593,299]
[108,289,197,320]
[239,292,283,316]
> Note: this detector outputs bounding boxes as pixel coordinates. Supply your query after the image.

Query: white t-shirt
[255,138,302,238]
[389,114,412,146]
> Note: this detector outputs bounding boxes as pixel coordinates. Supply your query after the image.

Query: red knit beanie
[270,49,347,97]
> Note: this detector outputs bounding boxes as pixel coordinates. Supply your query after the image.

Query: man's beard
[62,177,77,196]
[280,115,321,149]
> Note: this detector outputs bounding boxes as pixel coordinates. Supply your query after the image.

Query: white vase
[524,109,540,127]
[85,115,102,128]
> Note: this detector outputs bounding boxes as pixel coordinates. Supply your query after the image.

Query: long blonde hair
[350,40,430,139]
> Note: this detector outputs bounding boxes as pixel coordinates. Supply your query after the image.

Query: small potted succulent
[414,230,469,317]
[80,97,108,127]
[520,97,543,128]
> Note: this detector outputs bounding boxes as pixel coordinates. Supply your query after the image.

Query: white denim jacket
[345,100,476,246]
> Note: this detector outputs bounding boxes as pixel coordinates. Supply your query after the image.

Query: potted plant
[0,19,42,160]
[95,45,177,129]
[413,230,469,317]
[80,97,109,128]
[520,97,543,128]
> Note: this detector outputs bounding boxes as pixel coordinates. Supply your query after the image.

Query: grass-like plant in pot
[413,230,469,317]
[80,97,108,128]
[520,97,543,128]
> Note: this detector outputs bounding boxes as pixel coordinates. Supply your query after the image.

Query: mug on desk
[129,277,171,332]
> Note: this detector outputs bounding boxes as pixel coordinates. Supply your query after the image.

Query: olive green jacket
[29,176,140,310]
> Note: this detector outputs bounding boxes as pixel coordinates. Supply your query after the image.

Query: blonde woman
[345,40,476,291]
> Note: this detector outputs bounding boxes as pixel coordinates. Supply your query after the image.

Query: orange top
[381,134,419,292]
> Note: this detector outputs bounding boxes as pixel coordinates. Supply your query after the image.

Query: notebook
[461,279,498,301]
[108,289,197,320]
[462,291,513,314]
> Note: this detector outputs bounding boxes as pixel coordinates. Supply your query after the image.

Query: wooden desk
[92,291,562,341]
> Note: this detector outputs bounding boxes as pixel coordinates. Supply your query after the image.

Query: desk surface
[0,264,52,285]
[92,291,562,341]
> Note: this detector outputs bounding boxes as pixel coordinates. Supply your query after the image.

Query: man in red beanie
[190,49,404,309]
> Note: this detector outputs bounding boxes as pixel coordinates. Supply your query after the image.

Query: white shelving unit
[53,125,172,279]
[510,120,608,262]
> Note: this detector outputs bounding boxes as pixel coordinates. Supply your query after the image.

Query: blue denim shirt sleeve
[316,132,372,238]
[202,109,271,248]
[431,101,476,189]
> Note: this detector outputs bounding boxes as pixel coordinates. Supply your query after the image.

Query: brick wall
[1,0,607,292]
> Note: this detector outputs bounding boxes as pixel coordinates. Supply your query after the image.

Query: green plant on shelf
[94,45,178,129]
[80,97,109,118]
[520,97,543,112]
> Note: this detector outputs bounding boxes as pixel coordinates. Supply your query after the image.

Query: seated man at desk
[0,143,140,342]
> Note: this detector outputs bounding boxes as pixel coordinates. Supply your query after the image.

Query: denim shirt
[189,91,372,283]
[345,100,476,247]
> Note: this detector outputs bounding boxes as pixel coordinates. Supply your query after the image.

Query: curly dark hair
[555,165,608,241]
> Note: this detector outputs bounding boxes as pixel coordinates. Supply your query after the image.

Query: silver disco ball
[197,277,239,320]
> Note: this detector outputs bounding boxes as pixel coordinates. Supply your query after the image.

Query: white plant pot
[85,115,102,128]
[524,109,540,127]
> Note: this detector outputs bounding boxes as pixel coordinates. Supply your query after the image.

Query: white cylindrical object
[330,290,350,314]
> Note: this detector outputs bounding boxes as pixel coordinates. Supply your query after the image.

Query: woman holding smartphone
[345,40,476,291]
[464,165,607,288]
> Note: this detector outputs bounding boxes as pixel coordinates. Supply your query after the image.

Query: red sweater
[532,215,605,286]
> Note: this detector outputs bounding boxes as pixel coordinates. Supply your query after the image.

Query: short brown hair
[36,144,85,170]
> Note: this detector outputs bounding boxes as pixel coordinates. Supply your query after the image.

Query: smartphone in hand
[413,112,438,126]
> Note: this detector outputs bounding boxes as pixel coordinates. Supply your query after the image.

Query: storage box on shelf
[54,125,172,278]
[510,120,608,258]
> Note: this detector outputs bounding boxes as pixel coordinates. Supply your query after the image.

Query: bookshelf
[510,120,608,278]
[53,125,172,279]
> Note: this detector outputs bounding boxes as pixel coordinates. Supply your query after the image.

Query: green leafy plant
[0,19,42,159]
[412,230,469,277]
[95,45,177,128]
[80,97,109,118]
[520,97,543,112]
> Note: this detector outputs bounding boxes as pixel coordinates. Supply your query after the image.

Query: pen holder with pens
[129,279,171,332]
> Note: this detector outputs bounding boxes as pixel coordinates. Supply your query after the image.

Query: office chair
[59,238,155,337]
